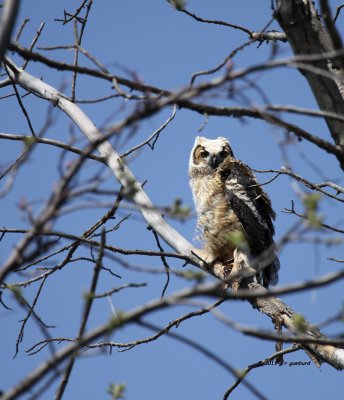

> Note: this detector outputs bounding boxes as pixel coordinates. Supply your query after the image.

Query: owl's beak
[208,155,219,169]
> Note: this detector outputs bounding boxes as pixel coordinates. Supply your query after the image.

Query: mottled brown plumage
[189,136,279,287]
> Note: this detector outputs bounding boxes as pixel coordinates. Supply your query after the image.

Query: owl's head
[189,136,234,174]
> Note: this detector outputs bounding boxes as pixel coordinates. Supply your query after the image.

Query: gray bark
[0,0,20,62]
[275,0,344,168]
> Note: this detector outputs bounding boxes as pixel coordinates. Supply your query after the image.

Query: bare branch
[175,6,252,35]
[0,0,21,62]
[3,61,36,136]
[223,346,300,399]
[1,284,223,399]
[253,166,344,202]
[333,3,344,24]
[266,103,344,123]
[0,132,106,164]
[139,320,267,400]
[14,276,49,358]
[55,225,103,399]
[121,104,177,158]
[87,298,225,352]
[93,283,147,299]
[22,22,45,70]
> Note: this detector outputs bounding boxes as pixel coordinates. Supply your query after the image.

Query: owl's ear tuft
[218,137,234,157]
[195,136,205,145]
[217,136,230,147]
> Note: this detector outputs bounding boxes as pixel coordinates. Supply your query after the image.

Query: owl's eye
[200,151,209,158]
[219,150,227,157]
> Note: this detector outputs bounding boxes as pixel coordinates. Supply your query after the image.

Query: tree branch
[3,57,344,386]
[0,0,20,62]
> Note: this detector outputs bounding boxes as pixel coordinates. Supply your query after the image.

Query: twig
[253,166,344,202]
[55,0,88,25]
[139,320,267,400]
[121,104,177,158]
[3,61,36,136]
[333,3,344,24]
[176,6,252,35]
[267,103,344,123]
[209,305,344,347]
[190,39,253,86]
[55,227,104,399]
[0,132,106,164]
[87,298,225,352]
[223,346,300,399]
[71,0,93,102]
[151,229,171,299]
[175,4,287,43]
[283,204,344,234]
[22,22,45,69]
[93,283,147,299]
[13,276,50,358]
[0,227,190,263]
[15,18,30,42]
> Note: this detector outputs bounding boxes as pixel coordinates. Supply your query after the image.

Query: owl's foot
[190,248,216,270]
[228,249,257,291]
[191,249,234,285]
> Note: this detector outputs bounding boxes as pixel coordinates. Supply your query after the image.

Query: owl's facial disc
[194,145,230,169]
[192,137,233,170]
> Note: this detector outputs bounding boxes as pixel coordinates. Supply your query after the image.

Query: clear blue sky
[1,1,344,399]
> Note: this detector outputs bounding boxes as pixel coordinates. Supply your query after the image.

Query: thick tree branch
[0,0,20,62]
[276,0,344,168]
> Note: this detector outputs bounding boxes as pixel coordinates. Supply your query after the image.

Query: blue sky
[1,1,344,399]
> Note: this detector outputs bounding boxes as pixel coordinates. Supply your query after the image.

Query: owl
[189,136,279,288]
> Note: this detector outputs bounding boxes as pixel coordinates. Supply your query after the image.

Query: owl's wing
[223,160,279,286]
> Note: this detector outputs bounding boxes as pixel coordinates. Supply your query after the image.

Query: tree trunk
[275,0,344,169]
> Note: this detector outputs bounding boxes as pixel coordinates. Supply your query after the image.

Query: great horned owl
[189,136,279,288]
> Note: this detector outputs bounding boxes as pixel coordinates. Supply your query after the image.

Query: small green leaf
[82,290,94,301]
[226,230,248,250]
[303,193,321,212]
[108,311,127,329]
[168,0,186,10]
[7,284,22,297]
[107,383,126,400]
[302,193,323,229]
[234,368,247,379]
[293,313,307,333]
[182,269,206,283]
[169,197,191,218]
[23,136,37,149]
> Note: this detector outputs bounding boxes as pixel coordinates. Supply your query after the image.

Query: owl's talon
[191,249,214,270]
